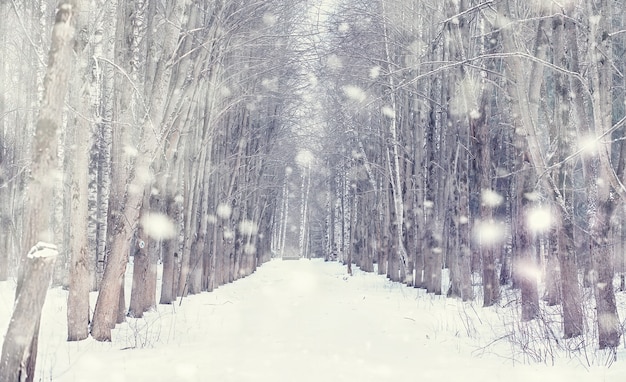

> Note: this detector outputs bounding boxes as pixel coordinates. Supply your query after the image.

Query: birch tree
[0,1,76,379]
[0,0,9,282]
[66,0,93,341]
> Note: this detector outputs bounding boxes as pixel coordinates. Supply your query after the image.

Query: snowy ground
[1,258,625,381]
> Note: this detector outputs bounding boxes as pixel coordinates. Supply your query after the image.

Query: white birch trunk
[2,2,76,378]
[380,0,407,273]
[280,175,290,257]
[66,0,94,341]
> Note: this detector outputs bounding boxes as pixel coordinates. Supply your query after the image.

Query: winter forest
[2,0,626,380]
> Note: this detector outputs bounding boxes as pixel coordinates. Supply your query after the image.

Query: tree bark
[553,12,585,338]
[3,2,77,378]
[66,0,94,341]
[91,0,186,342]
[555,209,584,338]
[516,162,539,321]
[0,0,9,282]
[379,0,408,277]
[0,244,57,382]
[585,0,621,349]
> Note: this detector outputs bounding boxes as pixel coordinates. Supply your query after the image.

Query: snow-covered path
[1,259,622,381]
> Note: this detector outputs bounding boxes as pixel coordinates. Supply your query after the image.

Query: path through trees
[1,1,626,372]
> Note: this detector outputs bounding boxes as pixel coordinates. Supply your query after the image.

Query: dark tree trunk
[543,232,560,306]
[516,162,539,321]
[556,211,584,339]
[590,199,621,349]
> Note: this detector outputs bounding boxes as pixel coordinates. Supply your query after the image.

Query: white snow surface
[1,258,624,381]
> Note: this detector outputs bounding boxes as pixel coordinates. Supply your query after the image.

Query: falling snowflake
[327,54,343,70]
[577,134,600,156]
[140,213,177,240]
[481,189,503,207]
[223,227,234,240]
[526,206,552,233]
[514,258,541,282]
[342,85,367,103]
[243,243,257,255]
[216,203,232,219]
[338,22,350,33]
[473,219,505,246]
[238,220,259,236]
[523,192,541,202]
[135,165,154,186]
[220,86,232,97]
[123,144,138,157]
[262,77,278,91]
[381,106,395,118]
[370,66,381,79]
[262,12,277,26]
[296,150,314,167]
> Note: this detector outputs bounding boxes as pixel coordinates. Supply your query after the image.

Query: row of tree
[1,1,312,370]
[3,1,626,379]
[302,0,625,351]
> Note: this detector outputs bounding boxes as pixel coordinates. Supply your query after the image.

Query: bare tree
[0,1,76,379]
[91,0,187,341]
[584,0,622,349]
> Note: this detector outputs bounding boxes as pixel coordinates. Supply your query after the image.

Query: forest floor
[1,258,625,381]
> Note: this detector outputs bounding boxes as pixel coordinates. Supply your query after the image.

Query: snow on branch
[27,242,59,259]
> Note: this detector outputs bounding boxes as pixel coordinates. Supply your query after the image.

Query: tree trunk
[127,222,158,318]
[159,139,185,303]
[8,2,76,378]
[496,4,557,310]
[0,2,75,379]
[516,162,539,321]
[0,140,8,282]
[0,0,9,281]
[556,209,584,338]
[473,108,499,306]
[585,0,622,349]
[552,11,585,338]
[451,141,473,301]
[66,0,95,341]
[91,0,186,342]
[0,244,57,382]
[91,0,117,291]
[423,112,441,293]
[590,201,621,348]
[380,0,408,277]
[543,231,560,306]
